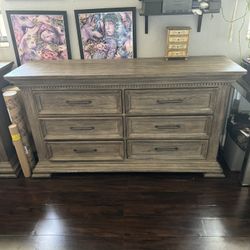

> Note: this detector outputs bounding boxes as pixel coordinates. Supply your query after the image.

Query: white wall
[0,0,249,63]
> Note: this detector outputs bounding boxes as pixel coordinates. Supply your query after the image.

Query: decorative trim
[33,161,223,176]
[17,80,233,90]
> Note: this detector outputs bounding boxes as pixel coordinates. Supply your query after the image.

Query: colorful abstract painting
[7,11,71,65]
[75,8,136,59]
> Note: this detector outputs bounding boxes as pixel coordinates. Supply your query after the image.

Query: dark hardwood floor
[0,172,249,250]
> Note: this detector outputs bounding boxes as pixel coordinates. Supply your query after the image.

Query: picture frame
[6,10,71,66]
[74,7,137,59]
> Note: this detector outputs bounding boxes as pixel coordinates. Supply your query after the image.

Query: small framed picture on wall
[74,7,137,59]
[6,10,71,65]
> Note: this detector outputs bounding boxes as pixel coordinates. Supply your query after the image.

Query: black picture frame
[6,10,71,66]
[74,7,137,59]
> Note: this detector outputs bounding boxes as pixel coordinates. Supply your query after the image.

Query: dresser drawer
[41,117,123,140]
[127,140,208,160]
[47,141,124,161]
[34,90,122,115]
[167,51,187,57]
[125,89,217,115]
[168,36,189,43]
[169,30,190,36]
[126,116,212,139]
[168,44,187,50]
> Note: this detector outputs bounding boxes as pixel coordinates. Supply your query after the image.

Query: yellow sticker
[12,133,21,142]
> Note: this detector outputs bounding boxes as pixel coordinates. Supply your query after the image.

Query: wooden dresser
[5,56,246,177]
[0,62,20,177]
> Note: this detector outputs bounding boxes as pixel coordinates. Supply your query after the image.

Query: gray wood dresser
[0,62,20,177]
[5,56,246,177]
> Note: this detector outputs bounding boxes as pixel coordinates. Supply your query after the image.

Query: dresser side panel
[20,88,48,160]
[206,83,231,160]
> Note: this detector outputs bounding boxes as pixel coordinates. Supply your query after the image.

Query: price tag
[12,133,21,142]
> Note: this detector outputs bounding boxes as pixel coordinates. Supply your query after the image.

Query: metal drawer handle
[66,100,92,105]
[157,99,183,104]
[154,147,178,152]
[70,126,95,131]
[73,149,97,153]
[155,125,180,130]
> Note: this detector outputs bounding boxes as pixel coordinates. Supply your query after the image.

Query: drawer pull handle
[155,125,180,130]
[154,147,178,152]
[73,149,97,153]
[70,126,95,131]
[66,100,92,105]
[157,99,183,104]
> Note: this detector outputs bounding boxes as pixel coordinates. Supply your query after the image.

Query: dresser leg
[0,173,20,178]
[32,173,52,178]
[204,172,225,178]
[0,160,21,178]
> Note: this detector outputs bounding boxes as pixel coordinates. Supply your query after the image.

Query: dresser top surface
[4,56,246,81]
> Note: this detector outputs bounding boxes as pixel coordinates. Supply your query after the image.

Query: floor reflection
[34,205,66,235]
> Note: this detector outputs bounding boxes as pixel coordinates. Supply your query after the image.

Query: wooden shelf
[139,7,220,34]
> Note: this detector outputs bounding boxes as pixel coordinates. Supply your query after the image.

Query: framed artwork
[74,7,137,59]
[6,11,71,65]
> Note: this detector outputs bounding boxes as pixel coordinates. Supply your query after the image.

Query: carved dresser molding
[5,56,246,177]
[0,62,20,177]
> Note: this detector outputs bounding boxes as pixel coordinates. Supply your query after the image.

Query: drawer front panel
[41,117,123,140]
[125,89,217,115]
[169,30,190,36]
[35,90,122,115]
[168,44,187,50]
[47,141,124,161]
[167,51,187,57]
[169,36,189,43]
[126,116,212,139]
[127,140,208,160]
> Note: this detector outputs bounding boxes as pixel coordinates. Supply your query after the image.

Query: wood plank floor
[0,173,249,250]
